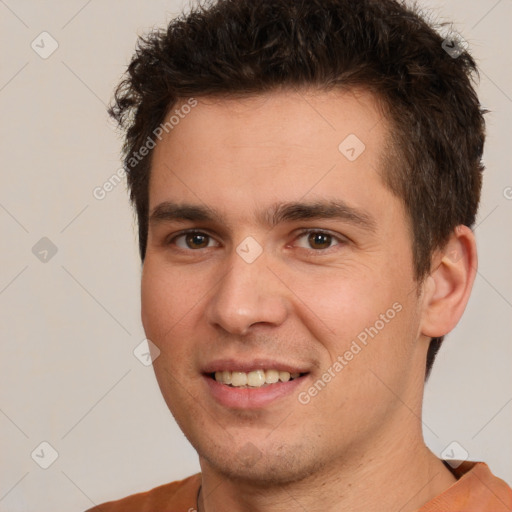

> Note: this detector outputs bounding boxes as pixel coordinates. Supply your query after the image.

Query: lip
[204,373,309,409]
[202,358,309,374]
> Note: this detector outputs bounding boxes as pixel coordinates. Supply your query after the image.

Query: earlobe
[420,225,478,338]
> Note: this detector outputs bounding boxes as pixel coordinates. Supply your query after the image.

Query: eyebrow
[148,199,376,232]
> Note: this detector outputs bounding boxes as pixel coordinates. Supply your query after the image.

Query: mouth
[202,361,310,409]
[208,369,308,388]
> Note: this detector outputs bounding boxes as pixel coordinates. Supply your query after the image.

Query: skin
[141,88,477,512]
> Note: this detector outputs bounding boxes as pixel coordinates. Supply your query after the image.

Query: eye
[294,230,342,251]
[171,231,218,250]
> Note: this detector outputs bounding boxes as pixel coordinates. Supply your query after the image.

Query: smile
[213,369,303,388]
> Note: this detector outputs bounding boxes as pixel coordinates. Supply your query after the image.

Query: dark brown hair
[109,0,486,378]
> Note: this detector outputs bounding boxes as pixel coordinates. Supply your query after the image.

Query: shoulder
[84,473,201,512]
[461,461,512,507]
[420,461,512,511]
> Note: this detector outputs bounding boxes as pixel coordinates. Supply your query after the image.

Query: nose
[205,249,289,336]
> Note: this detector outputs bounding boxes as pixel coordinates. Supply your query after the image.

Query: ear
[420,225,477,338]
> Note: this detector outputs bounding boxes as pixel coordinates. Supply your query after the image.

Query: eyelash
[167,228,346,253]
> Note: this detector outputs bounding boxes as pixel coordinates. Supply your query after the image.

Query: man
[88,0,512,510]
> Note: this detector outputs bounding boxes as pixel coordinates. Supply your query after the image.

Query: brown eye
[307,232,333,250]
[185,233,210,249]
[293,230,342,252]
[171,231,217,250]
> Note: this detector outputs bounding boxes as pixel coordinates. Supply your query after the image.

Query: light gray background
[0,1,511,510]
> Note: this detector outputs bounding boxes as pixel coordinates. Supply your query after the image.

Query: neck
[197,426,456,512]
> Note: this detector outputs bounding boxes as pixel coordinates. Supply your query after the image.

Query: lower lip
[204,375,307,409]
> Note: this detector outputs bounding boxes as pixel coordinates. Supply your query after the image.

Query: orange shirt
[86,461,512,511]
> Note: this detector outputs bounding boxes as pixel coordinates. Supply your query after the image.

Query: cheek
[141,263,203,396]
[141,261,192,344]
[286,263,399,347]
[289,263,420,391]
[141,264,165,337]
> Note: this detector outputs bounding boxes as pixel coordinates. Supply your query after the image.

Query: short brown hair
[109,0,486,378]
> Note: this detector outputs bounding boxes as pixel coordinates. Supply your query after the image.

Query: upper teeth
[214,370,301,388]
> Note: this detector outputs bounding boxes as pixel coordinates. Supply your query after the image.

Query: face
[142,89,430,485]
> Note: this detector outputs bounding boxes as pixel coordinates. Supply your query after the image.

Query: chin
[199,442,326,487]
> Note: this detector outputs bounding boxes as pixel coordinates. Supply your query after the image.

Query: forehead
[149,88,395,223]
[164,88,387,153]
